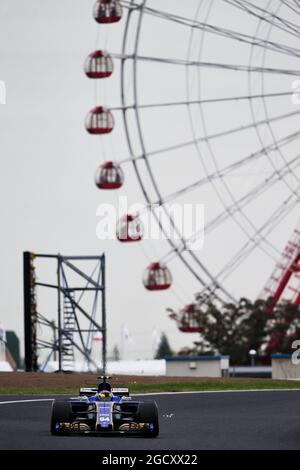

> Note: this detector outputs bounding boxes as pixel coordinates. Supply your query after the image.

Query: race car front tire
[50,400,72,435]
[136,401,159,437]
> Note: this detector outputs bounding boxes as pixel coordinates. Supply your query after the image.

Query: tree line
[164,295,300,365]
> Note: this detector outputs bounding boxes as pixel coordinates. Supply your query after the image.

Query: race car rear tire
[137,401,159,437]
[50,400,72,435]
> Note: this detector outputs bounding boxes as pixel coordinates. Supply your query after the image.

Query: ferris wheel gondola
[84,50,114,79]
[95,161,124,189]
[116,214,143,242]
[143,262,172,291]
[86,106,114,134]
[93,0,123,24]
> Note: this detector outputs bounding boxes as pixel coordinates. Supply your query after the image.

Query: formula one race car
[50,376,159,437]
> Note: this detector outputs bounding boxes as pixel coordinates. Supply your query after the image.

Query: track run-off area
[1,390,300,450]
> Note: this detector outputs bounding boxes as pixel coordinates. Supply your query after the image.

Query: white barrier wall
[272,354,300,380]
[0,339,13,371]
[45,359,166,375]
[165,355,230,378]
[0,340,5,362]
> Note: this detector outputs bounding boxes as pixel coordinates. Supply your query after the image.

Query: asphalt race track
[1,391,300,450]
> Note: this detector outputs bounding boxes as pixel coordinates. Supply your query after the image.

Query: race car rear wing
[112,388,129,397]
[79,387,97,397]
[79,387,129,397]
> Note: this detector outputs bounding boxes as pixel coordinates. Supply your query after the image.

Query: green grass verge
[125,379,300,393]
[0,379,300,395]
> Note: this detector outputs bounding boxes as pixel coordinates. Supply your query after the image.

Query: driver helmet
[98,390,113,401]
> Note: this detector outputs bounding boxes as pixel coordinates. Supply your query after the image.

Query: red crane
[261,221,300,311]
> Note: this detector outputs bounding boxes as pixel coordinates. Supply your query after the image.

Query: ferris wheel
[85,0,300,332]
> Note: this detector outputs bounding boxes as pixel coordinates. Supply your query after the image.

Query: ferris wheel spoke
[206,193,300,290]
[177,104,299,239]
[223,0,300,39]
[245,15,300,222]
[280,0,300,18]
[121,1,300,58]
[204,192,300,294]
[114,52,300,76]
[166,191,299,302]
[247,5,300,202]
[129,108,300,162]
[177,250,236,304]
[109,90,293,113]
[188,3,300,271]
[162,153,300,264]
[150,129,300,207]
[205,155,300,235]
[185,1,261,271]
[230,198,298,273]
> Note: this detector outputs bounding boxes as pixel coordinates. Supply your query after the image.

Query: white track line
[133,388,300,396]
[0,388,300,404]
[0,398,54,405]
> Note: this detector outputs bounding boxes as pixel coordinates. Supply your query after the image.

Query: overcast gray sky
[0,0,299,362]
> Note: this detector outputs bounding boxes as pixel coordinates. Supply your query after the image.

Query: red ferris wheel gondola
[116,214,143,242]
[93,0,122,24]
[178,304,202,333]
[143,262,172,291]
[84,50,113,79]
[86,106,114,134]
[95,161,124,190]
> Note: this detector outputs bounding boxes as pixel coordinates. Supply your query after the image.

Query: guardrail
[230,366,272,378]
